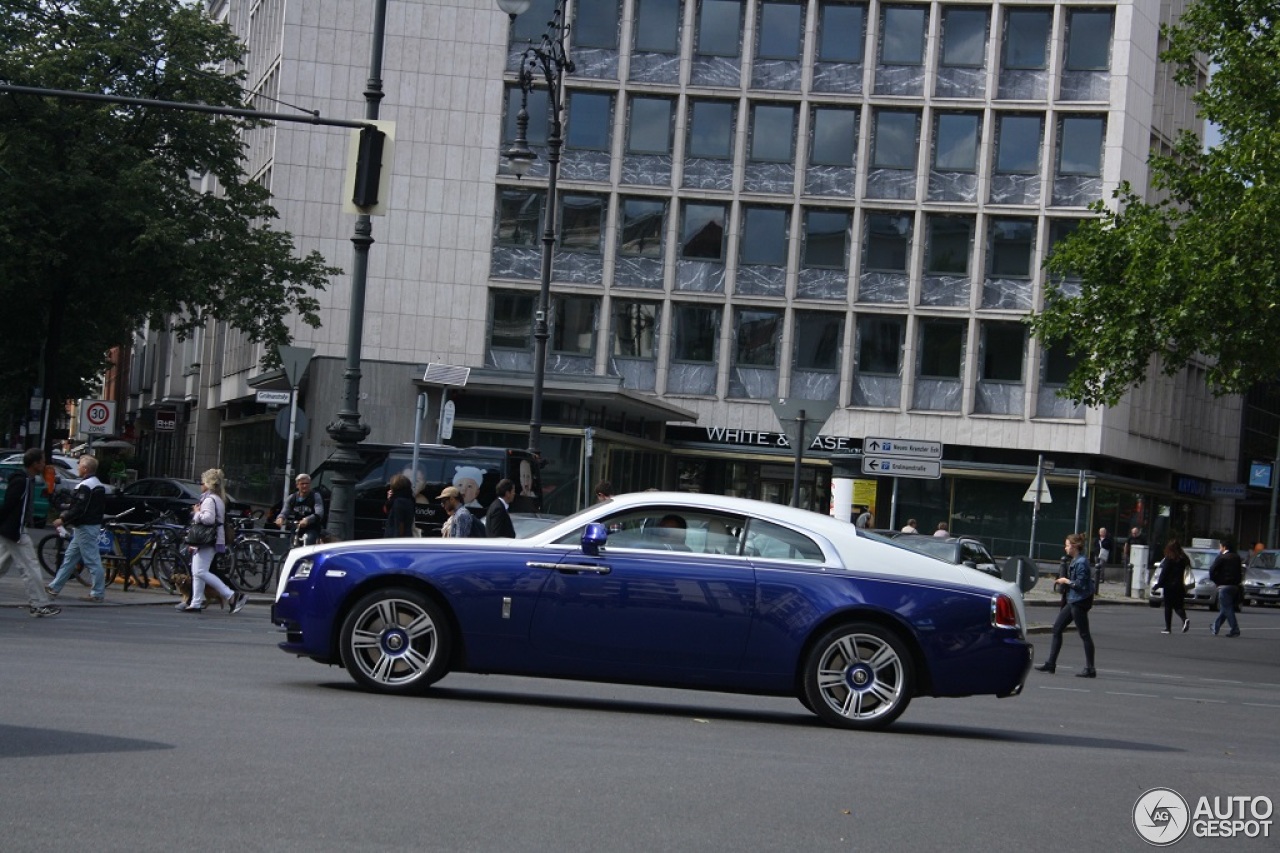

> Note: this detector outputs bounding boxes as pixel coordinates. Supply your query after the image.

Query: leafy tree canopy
[1030,0,1280,407]
[0,0,339,439]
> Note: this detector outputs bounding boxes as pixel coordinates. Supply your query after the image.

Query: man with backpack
[437,486,484,538]
[275,473,325,546]
[0,449,61,617]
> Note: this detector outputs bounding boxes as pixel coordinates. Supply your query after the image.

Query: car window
[744,519,825,562]
[892,536,952,561]
[154,481,183,498]
[1250,550,1279,569]
[559,507,745,556]
[124,481,153,497]
[960,541,990,565]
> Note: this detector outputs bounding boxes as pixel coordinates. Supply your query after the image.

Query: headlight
[293,558,313,580]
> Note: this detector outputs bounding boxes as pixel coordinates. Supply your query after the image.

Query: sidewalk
[0,566,275,610]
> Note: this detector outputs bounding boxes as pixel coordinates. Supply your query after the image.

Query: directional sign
[862,457,942,479]
[863,436,942,460]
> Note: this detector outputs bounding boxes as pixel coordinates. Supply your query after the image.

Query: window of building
[995,114,1043,174]
[864,212,912,272]
[803,209,850,269]
[687,100,736,159]
[810,107,858,167]
[940,7,988,67]
[495,187,543,247]
[1057,116,1105,176]
[918,319,965,379]
[735,309,782,366]
[566,92,612,151]
[933,112,980,172]
[619,197,666,258]
[758,1,803,60]
[552,297,597,355]
[612,301,659,358]
[881,5,926,65]
[857,314,903,375]
[672,304,720,362]
[795,311,843,371]
[628,97,674,154]
[681,202,727,260]
[740,206,789,266]
[504,86,548,146]
[1043,338,1079,385]
[560,194,605,252]
[491,291,536,349]
[574,1,618,49]
[750,104,797,162]
[981,322,1025,382]
[635,0,682,54]
[1065,9,1113,71]
[818,1,865,62]
[872,110,920,169]
[697,0,742,57]
[925,215,972,275]
[1002,8,1051,70]
[511,0,557,42]
[988,218,1036,277]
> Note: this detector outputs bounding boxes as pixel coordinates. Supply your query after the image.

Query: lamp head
[497,0,532,18]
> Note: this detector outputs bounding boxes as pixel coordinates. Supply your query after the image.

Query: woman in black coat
[383,474,417,538]
[1152,539,1190,634]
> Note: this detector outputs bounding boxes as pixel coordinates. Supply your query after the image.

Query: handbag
[185,521,217,547]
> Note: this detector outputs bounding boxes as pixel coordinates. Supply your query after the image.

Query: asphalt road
[1,591,1277,852]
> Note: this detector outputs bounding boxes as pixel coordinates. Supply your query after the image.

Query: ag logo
[1134,787,1190,846]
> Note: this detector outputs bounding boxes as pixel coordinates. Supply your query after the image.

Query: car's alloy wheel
[340,588,451,694]
[803,622,913,730]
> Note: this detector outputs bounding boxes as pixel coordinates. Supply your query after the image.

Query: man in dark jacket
[485,479,517,538]
[0,449,61,616]
[47,454,108,602]
[1209,536,1243,637]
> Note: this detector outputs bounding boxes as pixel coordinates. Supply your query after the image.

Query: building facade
[124,0,1244,558]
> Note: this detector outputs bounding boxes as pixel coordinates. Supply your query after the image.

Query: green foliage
[0,0,339,427]
[1030,0,1280,407]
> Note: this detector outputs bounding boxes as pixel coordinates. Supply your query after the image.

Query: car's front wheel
[339,588,452,695]
[802,622,914,730]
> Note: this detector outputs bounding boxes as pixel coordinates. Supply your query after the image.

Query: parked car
[104,477,253,524]
[1243,549,1280,606]
[1147,547,1221,610]
[271,492,1032,730]
[867,530,1001,578]
[510,513,563,538]
[0,452,83,495]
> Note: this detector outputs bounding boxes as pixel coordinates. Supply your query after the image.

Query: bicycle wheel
[233,539,275,593]
[149,544,186,595]
[36,532,79,583]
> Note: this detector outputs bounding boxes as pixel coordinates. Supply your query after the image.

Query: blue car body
[273,492,1032,729]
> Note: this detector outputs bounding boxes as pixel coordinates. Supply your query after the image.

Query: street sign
[155,410,177,432]
[862,457,941,479]
[1022,473,1053,503]
[439,400,456,440]
[863,436,942,460]
[275,407,307,440]
[277,345,315,388]
[769,398,837,450]
[79,399,115,436]
[256,390,291,405]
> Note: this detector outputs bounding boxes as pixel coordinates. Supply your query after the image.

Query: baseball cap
[436,486,461,501]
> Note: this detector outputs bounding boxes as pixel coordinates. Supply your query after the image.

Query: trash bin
[1129,544,1149,598]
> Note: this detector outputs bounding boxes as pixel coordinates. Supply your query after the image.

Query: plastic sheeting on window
[1052,175,1103,207]
[574,47,619,81]
[490,247,541,281]
[974,381,1024,415]
[998,69,1048,101]
[629,52,682,85]
[989,173,1041,205]
[857,271,909,304]
[682,158,735,191]
[875,64,925,96]
[561,150,613,183]
[609,358,657,391]
[676,259,726,293]
[1036,386,1085,419]
[614,256,666,289]
[752,59,802,91]
[621,154,673,187]
[1059,71,1109,102]
[912,378,963,412]
[927,171,978,202]
[804,165,856,198]
[865,168,917,200]
[736,265,787,298]
[981,277,1034,310]
[668,363,717,396]
[935,65,986,99]
[797,268,848,300]
[728,366,779,399]
[690,56,740,87]
[743,162,796,195]
[851,374,901,408]
[919,275,970,307]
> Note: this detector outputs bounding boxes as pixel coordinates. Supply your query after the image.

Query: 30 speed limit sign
[79,399,116,436]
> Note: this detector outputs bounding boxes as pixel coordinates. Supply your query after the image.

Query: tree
[0,0,339,448]
[1029,0,1280,407]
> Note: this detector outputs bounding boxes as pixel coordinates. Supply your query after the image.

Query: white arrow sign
[862,457,942,479]
[863,436,942,459]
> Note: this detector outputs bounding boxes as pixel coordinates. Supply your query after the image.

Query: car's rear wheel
[802,622,914,730]
[339,588,451,695]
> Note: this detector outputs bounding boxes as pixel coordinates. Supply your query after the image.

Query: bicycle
[38,508,144,588]
[228,513,277,593]
[101,510,190,594]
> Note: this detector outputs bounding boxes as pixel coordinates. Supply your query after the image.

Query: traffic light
[352,126,386,208]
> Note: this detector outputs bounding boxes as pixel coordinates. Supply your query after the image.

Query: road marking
[1202,678,1245,685]
[1243,702,1280,709]
[1138,672,1186,680]
[1173,697,1226,703]
[1039,686,1092,693]
[1107,691,1157,698]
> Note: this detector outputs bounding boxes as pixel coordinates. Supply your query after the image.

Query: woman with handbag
[182,468,246,614]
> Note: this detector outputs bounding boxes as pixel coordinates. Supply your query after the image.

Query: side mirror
[582,522,608,556]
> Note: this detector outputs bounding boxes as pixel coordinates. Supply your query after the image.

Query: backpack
[467,510,487,538]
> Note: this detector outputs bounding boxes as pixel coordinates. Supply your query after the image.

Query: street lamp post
[324,0,387,540]
[499,0,573,460]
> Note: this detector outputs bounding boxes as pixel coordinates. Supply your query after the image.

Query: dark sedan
[272,492,1031,730]
[104,477,252,523]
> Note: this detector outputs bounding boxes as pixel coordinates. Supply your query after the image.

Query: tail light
[991,593,1021,631]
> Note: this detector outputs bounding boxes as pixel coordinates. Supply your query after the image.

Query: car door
[527,508,755,674]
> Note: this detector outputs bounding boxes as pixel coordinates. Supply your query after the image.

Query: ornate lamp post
[498,0,573,459]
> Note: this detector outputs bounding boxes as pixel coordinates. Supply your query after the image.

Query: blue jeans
[1212,585,1241,634]
[49,525,106,598]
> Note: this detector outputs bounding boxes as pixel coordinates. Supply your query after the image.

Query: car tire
[802,622,914,730]
[339,587,452,695]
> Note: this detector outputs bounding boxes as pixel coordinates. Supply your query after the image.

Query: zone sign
[80,399,117,436]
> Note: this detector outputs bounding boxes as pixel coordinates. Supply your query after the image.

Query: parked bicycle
[228,513,277,593]
[39,509,189,594]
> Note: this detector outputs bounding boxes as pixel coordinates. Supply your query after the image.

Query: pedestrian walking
[46,455,108,603]
[485,479,517,538]
[0,449,60,617]
[1036,532,1097,678]
[182,468,246,614]
[1209,536,1243,637]
[438,486,480,538]
[1151,539,1191,634]
[383,474,416,538]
